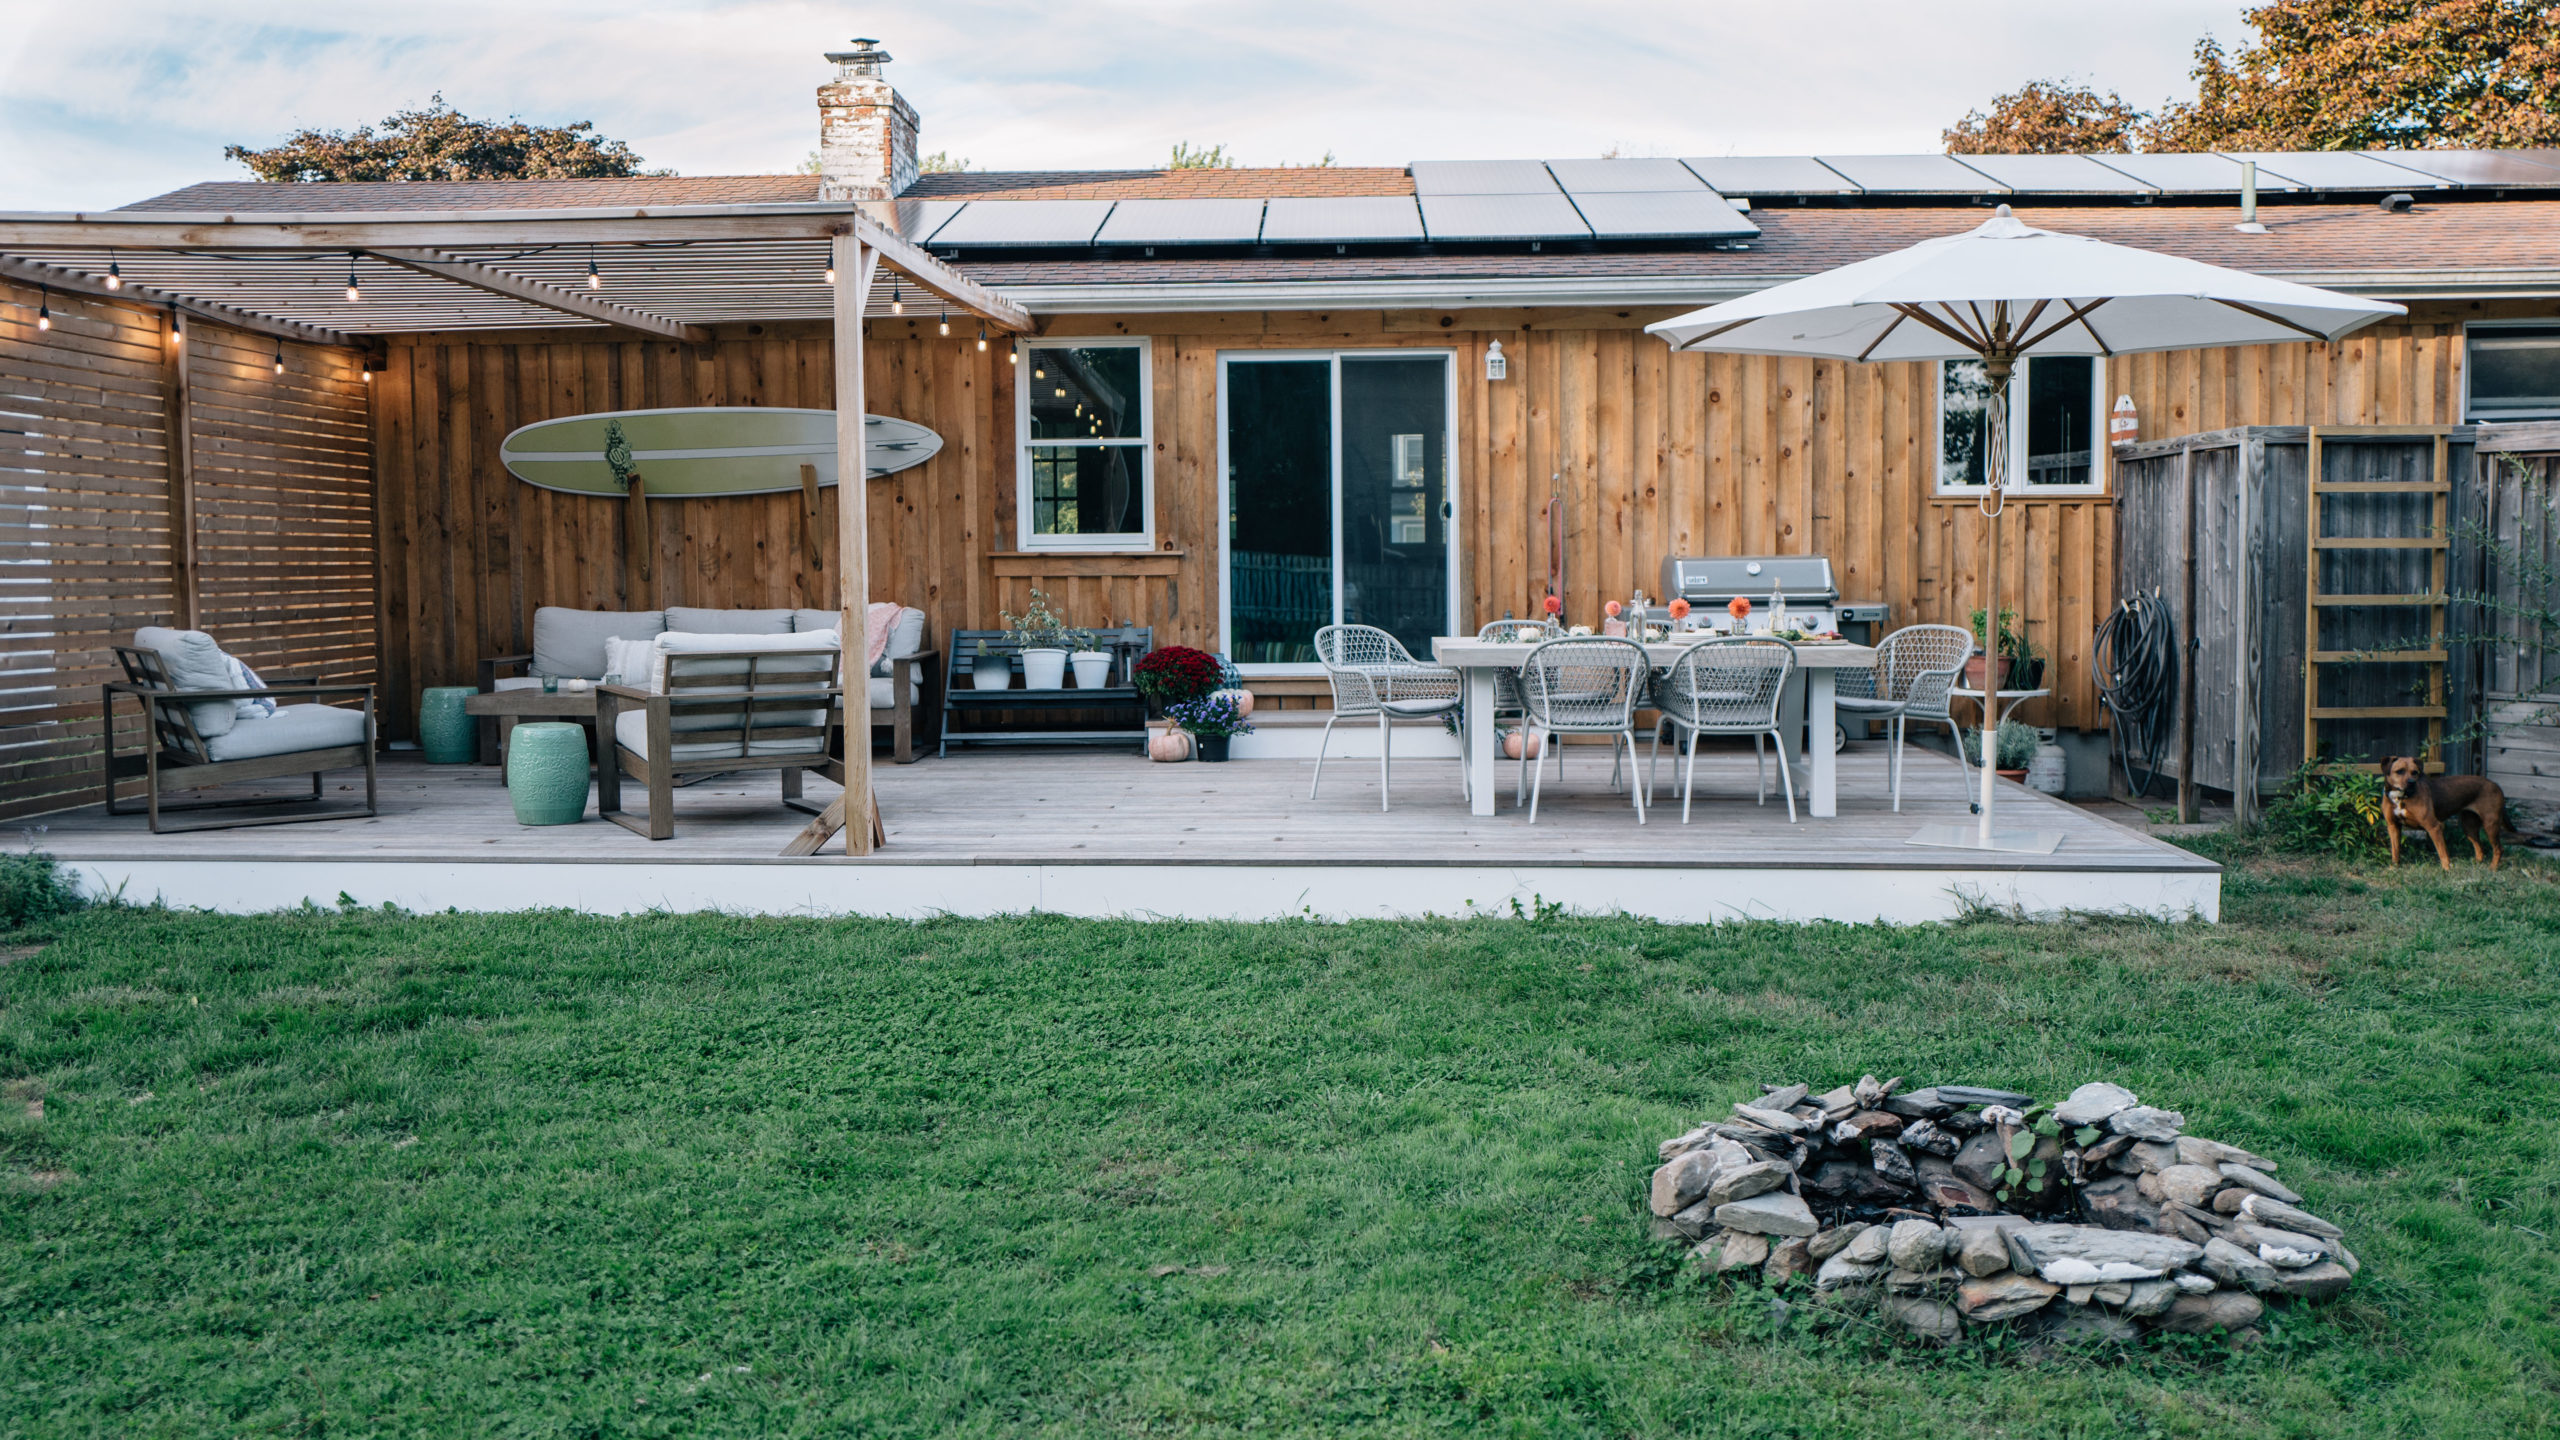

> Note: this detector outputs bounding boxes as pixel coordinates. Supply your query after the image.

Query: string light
[586,245,601,290]
[272,338,285,374]
[1007,346,1017,366]
[344,253,362,303]
[937,307,948,338]
[36,284,50,331]
[890,279,903,315]
[1033,366,1045,379]
[975,322,987,353]
[104,252,122,290]
[823,259,836,285]
[168,303,182,346]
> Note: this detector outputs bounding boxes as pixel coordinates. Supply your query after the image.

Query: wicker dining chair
[1517,636,1650,825]
[1832,623,1974,811]
[1311,624,1465,811]
[1649,637,1798,824]
[1477,618,1564,804]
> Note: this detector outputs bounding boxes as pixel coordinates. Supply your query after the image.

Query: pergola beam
[853,220,1033,333]
[0,253,354,347]
[366,247,710,343]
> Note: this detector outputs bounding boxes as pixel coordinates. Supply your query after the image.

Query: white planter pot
[1070,650,1113,689]
[971,657,1012,691]
[1021,648,1070,690]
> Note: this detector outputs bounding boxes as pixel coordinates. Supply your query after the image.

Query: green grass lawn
[4,849,2558,1438]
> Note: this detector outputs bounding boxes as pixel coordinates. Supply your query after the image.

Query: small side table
[418,686,478,764]
[1950,686,2051,726]
[506,723,592,825]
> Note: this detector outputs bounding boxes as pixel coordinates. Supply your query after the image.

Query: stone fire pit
[1649,1076,2357,1342]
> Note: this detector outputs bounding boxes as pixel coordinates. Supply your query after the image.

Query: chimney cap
[825,37,892,78]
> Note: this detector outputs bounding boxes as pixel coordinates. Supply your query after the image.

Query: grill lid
[1660,555,1839,603]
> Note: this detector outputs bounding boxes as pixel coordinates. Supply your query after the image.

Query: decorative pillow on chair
[132,626,242,738]
[600,636,661,693]
[224,654,276,720]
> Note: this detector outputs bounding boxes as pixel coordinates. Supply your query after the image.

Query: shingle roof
[119,176,824,212]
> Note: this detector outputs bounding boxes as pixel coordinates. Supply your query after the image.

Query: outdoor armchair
[595,633,844,840]
[1311,624,1464,811]
[104,631,377,833]
[1832,623,1973,811]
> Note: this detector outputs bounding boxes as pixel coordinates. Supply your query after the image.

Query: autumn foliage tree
[1951,0,2560,153]
[227,96,654,182]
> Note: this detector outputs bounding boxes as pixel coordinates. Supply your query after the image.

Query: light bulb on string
[586,245,601,289]
[1033,366,1044,379]
[975,322,987,353]
[104,252,122,290]
[273,339,285,374]
[344,253,362,303]
[823,261,836,285]
[36,285,50,332]
[937,307,949,338]
[1007,346,1017,366]
[168,303,182,346]
[890,280,903,315]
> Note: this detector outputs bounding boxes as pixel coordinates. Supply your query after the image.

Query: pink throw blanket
[862,602,902,671]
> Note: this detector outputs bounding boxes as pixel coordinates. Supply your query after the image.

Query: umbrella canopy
[1649,206,2404,363]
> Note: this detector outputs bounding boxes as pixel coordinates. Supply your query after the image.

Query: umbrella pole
[1980,369,2005,842]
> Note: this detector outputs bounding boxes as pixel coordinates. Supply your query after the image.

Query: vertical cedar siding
[368,314,2468,738]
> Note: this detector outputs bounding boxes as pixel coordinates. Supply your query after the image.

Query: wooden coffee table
[462,688,599,767]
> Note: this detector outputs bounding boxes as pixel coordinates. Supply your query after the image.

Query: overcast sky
[1,1,2255,209]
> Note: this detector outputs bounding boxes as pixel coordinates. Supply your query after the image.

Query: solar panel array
[899,149,2560,249]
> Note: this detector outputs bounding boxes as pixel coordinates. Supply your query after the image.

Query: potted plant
[1166,692,1254,762]
[1965,718,2040,781]
[1002,589,1073,690]
[970,636,1011,691]
[1133,644,1224,717]
[1068,629,1115,690]
[1966,607,2046,691]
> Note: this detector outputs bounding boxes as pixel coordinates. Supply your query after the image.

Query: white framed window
[2465,322,2560,422]
[1935,354,2107,496]
[1015,337,1154,550]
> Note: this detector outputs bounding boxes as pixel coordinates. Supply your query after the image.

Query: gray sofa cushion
[533,607,664,679]
[666,607,795,635]
[794,606,926,675]
[203,702,369,762]
[133,626,240,738]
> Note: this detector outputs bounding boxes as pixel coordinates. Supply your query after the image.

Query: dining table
[1428,635,1880,820]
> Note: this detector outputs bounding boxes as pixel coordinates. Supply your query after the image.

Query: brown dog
[2378,756,2513,870]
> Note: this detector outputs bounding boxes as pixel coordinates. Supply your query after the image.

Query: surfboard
[498,407,942,497]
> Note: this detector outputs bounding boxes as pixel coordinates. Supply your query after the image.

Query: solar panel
[1952,154,2156,194]
[1409,160,1561,196]
[924,199,1114,246]
[2368,150,2560,187]
[1816,155,2008,194]
[2086,153,2295,192]
[1680,156,1857,195]
[1259,196,1424,243]
[896,198,966,243]
[2233,151,2448,190]
[1570,190,1758,239]
[1093,198,1265,245]
[1545,158,1704,193]
[1417,193,1590,240]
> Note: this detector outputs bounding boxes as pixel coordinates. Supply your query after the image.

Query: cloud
[0,0,2249,208]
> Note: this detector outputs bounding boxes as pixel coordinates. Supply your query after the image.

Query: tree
[227,95,652,182]
[2143,1,2560,150]
[1943,80,2145,153]
[1167,141,1235,170]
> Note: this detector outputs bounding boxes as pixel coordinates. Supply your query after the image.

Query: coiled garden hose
[2092,593,2178,800]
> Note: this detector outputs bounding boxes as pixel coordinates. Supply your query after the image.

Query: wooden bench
[940,625,1153,756]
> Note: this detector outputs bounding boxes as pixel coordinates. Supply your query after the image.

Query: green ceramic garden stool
[417,685,477,764]
[505,722,591,826]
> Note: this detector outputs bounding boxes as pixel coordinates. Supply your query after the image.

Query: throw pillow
[225,654,276,720]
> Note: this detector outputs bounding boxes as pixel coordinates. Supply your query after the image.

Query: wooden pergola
[0,201,1034,854]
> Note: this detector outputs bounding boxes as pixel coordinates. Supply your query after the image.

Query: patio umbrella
[1646,205,2403,851]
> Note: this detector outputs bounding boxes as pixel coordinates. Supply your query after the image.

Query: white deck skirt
[68,857,2215,925]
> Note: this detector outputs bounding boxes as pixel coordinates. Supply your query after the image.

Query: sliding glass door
[1220,351,1454,669]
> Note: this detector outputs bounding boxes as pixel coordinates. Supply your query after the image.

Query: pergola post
[834,228,877,855]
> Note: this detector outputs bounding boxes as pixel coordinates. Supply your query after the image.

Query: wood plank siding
[371,313,2469,739]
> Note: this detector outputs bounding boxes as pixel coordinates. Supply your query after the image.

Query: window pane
[1226,361,1333,664]
[1940,359,1991,487]
[2025,355,2094,486]
[1026,346,1143,441]
[2471,327,2560,419]
[1027,446,1145,537]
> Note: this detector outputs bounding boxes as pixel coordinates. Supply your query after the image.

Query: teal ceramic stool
[418,686,477,764]
[506,722,591,825]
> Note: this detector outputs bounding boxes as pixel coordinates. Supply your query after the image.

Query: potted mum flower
[1133,645,1223,716]
[1166,691,1254,762]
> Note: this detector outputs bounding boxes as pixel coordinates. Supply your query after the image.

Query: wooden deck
[32,746,2218,923]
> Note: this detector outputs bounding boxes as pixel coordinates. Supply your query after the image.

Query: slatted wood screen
[0,278,374,820]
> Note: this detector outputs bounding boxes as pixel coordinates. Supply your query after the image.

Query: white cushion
[611,707,825,762]
[492,676,546,692]
[666,607,795,635]
[533,608,663,679]
[134,626,240,738]
[202,702,369,762]
[601,636,661,693]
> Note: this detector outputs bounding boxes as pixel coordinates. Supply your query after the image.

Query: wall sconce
[1485,339,1507,381]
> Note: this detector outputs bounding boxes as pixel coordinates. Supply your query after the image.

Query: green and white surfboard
[498,407,942,497]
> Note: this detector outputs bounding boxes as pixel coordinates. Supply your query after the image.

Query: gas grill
[1657,555,1889,643]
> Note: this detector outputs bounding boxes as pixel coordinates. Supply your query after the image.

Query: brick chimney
[817,38,919,213]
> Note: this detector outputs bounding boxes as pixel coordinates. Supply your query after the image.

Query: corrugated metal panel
[2233,152,2449,190]
[926,199,1115,246]
[1417,193,1590,240]
[1954,154,2158,194]
[1092,198,1265,245]
[1816,155,2008,194]
[1409,160,1560,196]
[2089,153,2298,193]
[1258,196,1424,243]
[1571,190,1758,239]
[1681,156,1857,195]
[1545,158,1703,193]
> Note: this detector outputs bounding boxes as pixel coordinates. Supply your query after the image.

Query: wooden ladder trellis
[2304,425,2451,773]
